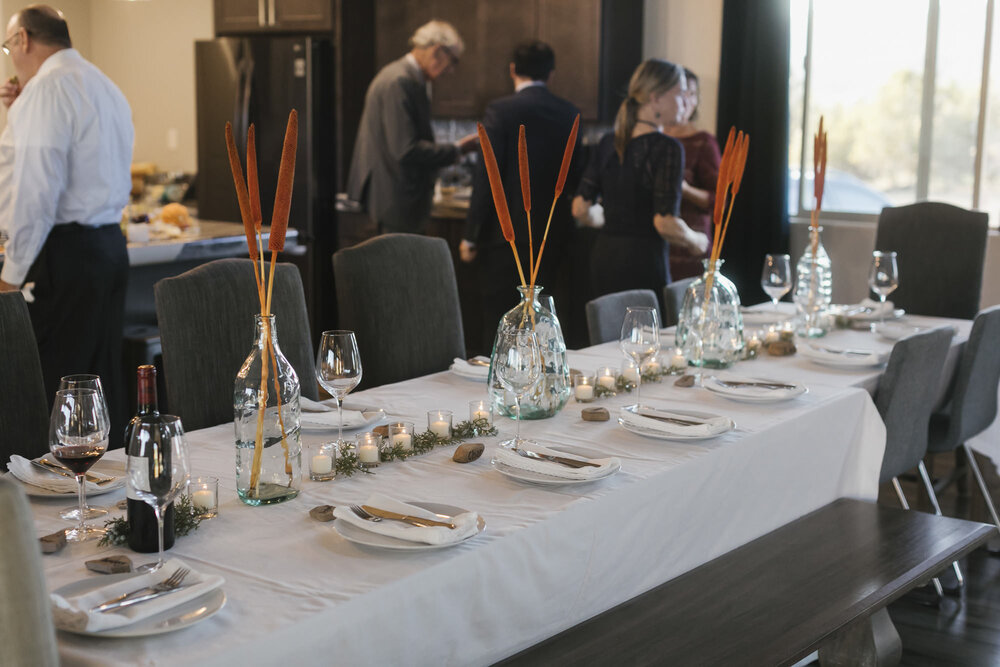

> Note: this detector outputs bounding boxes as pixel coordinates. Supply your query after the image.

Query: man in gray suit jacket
[347,20,477,234]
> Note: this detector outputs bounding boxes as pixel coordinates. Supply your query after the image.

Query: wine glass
[49,388,110,542]
[126,415,190,572]
[316,330,363,445]
[869,250,899,327]
[761,254,792,312]
[620,306,661,409]
[493,328,541,449]
[57,374,110,521]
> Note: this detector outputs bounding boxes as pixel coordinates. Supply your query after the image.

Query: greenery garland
[98,495,205,547]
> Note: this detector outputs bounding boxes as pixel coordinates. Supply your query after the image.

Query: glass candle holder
[595,366,618,395]
[668,347,687,375]
[641,354,664,379]
[468,400,493,434]
[427,410,453,439]
[387,422,415,453]
[355,432,383,468]
[573,374,596,402]
[189,476,219,519]
[308,441,338,481]
[620,360,640,386]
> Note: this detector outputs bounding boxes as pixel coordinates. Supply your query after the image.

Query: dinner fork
[91,567,191,612]
[350,504,438,528]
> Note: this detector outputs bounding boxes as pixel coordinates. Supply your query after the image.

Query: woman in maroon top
[666,68,722,280]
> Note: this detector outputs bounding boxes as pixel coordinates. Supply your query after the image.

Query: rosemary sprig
[98,495,204,547]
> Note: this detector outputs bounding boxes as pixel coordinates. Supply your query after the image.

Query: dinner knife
[629,409,708,426]
[715,379,798,390]
[808,344,873,357]
[514,448,601,468]
[360,505,456,529]
[32,459,108,484]
[93,584,194,613]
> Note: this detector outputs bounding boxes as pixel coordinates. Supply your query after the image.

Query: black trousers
[25,223,128,448]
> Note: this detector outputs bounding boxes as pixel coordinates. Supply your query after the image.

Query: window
[789,0,998,227]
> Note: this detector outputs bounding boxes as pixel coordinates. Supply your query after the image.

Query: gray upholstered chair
[875,202,988,319]
[927,306,1000,537]
[0,477,59,666]
[0,292,50,469]
[875,325,955,593]
[154,258,318,431]
[333,233,465,389]
[663,277,696,328]
[585,289,659,346]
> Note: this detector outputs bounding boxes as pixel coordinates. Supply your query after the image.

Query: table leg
[818,608,902,667]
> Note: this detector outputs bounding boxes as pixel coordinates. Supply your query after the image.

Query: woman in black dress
[572,59,708,318]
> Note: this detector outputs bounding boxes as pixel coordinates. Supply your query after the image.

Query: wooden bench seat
[499,498,994,666]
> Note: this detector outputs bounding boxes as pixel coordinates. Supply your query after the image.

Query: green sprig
[98,495,205,547]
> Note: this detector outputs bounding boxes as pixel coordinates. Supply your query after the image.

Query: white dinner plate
[333,501,486,551]
[874,321,928,341]
[299,409,386,433]
[740,308,793,327]
[799,344,888,369]
[53,573,226,638]
[844,306,905,322]
[491,445,620,486]
[5,459,127,498]
[703,375,807,403]
[617,407,735,441]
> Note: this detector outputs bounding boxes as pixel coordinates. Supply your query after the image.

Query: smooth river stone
[40,530,67,554]
[372,425,389,438]
[309,505,336,522]
[581,407,610,422]
[453,443,484,463]
[86,555,133,574]
[674,374,696,388]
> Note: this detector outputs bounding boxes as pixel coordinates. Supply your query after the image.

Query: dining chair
[663,277,697,328]
[154,258,318,432]
[585,289,659,346]
[875,325,955,595]
[0,292,50,468]
[926,305,1000,538]
[874,202,988,319]
[332,233,465,389]
[0,477,59,666]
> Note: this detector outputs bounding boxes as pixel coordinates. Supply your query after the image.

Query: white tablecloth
[29,343,885,666]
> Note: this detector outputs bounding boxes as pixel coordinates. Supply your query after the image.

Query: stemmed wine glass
[316,330,363,445]
[494,328,541,449]
[761,254,792,312]
[869,250,899,327]
[57,374,110,521]
[49,388,110,542]
[126,415,190,572]
[620,306,661,409]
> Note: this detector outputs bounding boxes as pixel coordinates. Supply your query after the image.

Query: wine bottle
[125,365,175,553]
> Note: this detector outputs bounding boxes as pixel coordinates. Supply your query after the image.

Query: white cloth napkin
[618,406,732,437]
[493,443,620,480]
[847,298,897,320]
[706,375,804,400]
[7,455,117,494]
[299,396,335,412]
[799,344,888,366]
[299,408,370,430]
[449,357,489,380]
[332,493,480,546]
[51,559,224,633]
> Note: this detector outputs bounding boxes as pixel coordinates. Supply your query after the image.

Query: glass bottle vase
[234,314,302,505]
[793,225,833,337]
[675,259,744,369]
[488,286,571,419]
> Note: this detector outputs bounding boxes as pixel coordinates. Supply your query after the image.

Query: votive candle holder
[308,441,338,481]
[595,366,618,394]
[189,476,219,518]
[427,410,453,439]
[387,422,415,452]
[573,374,596,402]
[355,431,383,468]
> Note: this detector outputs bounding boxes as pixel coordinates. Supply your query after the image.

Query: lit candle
[670,348,686,369]
[192,488,215,511]
[430,420,451,438]
[622,366,640,383]
[310,454,333,474]
[764,326,780,344]
[575,384,595,400]
[644,360,662,375]
[597,375,616,389]
[391,432,413,451]
[358,444,380,464]
[472,409,490,422]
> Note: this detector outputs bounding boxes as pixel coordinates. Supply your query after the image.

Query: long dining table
[24,308,991,666]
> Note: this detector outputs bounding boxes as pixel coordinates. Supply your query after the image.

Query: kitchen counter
[127,220,301,266]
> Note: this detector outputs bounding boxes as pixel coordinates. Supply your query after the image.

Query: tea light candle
[358,443,380,464]
[310,454,333,474]
[644,359,662,375]
[192,488,215,511]
[469,400,492,424]
[622,365,640,383]
[388,422,415,452]
[670,348,686,367]
[597,374,616,389]
[472,409,490,421]
[575,383,595,401]
[427,410,453,438]
[188,476,219,518]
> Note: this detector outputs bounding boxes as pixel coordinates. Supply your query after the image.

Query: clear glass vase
[793,225,833,337]
[234,314,302,505]
[675,259,744,369]
[488,286,571,419]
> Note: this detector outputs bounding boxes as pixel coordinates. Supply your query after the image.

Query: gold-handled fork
[32,459,116,485]
[350,504,455,529]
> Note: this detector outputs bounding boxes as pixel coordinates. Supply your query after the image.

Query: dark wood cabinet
[215,0,333,34]
[373,0,641,121]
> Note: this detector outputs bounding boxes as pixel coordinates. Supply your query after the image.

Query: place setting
[449,355,491,381]
[304,331,387,434]
[701,374,807,403]
[798,342,890,369]
[331,492,485,551]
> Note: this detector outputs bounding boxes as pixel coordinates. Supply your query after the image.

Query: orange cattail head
[554,114,580,197]
[518,124,531,213]
[713,126,737,225]
[813,116,827,212]
[731,132,750,195]
[248,124,262,233]
[225,121,258,260]
[268,110,298,252]
[478,122,515,243]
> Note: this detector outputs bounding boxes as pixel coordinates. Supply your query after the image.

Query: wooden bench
[499,498,994,666]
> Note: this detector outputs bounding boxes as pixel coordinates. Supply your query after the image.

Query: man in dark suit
[347,20,478,234]
[461,41,584,353]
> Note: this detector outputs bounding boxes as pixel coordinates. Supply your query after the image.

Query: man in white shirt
[0,5,133,442]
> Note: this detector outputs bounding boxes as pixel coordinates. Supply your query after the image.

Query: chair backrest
[333,233,465,389]
[0,477,59,666]
[935,305,1000,448]
[0,292,50,468]
[663,277,697,328]
[585,289,659,346]
[875,326,954,484]
[875,202,988,319]
[154,258,318,432]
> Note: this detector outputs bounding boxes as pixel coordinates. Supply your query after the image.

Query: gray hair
[409,20,464,56]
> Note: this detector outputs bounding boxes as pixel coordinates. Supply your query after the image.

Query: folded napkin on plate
[51,558,224,633]
[299,396,335,412]
[799,344,887,365]
[332,492,479,546]
[708,376,802,399]
[619,407,731,437]
[299,409,369,429]
[847,298,896,319]
[450,357,489,380]
[493,443,619,480]
[7,455,114,494]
